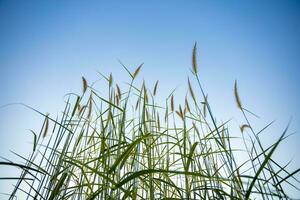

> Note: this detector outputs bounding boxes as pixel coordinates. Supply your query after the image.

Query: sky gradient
[0,0,299,197]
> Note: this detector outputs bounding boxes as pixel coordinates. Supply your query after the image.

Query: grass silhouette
[1,44,299,199]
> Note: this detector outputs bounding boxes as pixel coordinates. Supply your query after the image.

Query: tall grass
[1,44,299,199]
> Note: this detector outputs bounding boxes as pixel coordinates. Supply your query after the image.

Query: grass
[1,44,299,199]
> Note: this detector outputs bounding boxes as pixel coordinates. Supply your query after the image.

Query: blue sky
[0,0,300,197]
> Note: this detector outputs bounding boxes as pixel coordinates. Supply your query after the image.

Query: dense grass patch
[1,44,299,199]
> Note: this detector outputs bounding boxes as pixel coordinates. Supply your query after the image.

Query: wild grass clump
[1,44,299,199]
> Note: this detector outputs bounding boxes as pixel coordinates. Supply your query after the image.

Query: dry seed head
[153,80,159,96]
[87,94,93,118]
[143,83,148,103]
[185,96,191,113]
[109,73,113,88]
[192,42,198,74]
[157,113,161,131]
[188,78,196,103]
[72,96,80,117]
[133,63,143,79]
[115,93,120,106]
[51,116,58,134]
[43,113,49,138]
[203,95,208,118]
[82,76,88,94]
[176,105,184,120]
[234,80,242,110]
[135,99,139,110]
[221,126,226,146]
[176,111,183,120]
[116,84,122,100]
[164,107,168,122]
[240,124,250,133]
[145,108,149,120]
[179,105,183,118]
[77,103,81,112]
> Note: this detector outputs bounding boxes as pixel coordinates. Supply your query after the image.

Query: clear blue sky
[0,0,299,197]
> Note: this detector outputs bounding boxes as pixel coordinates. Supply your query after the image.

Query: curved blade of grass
[108,134,152,173]
[48,172,68,200]
[245,126,288,199]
